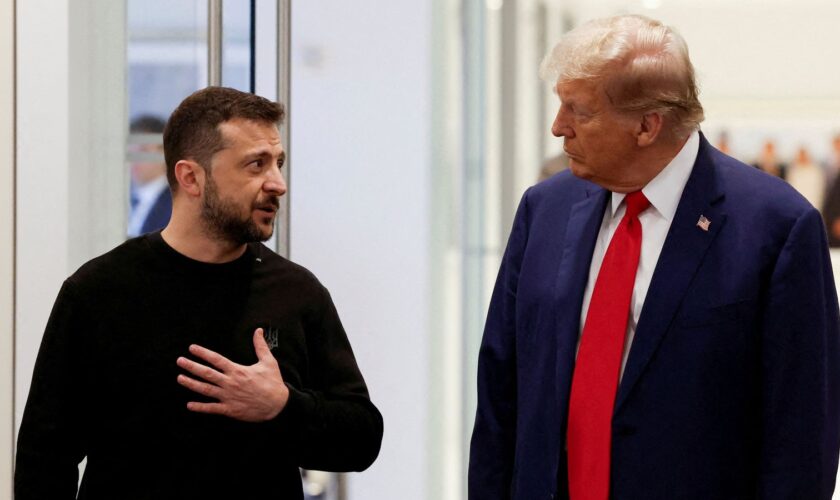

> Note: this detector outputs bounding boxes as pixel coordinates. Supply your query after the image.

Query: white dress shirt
[578,131,700,380]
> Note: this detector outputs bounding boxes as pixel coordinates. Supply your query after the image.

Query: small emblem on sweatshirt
[263,327,280,349]
[696,215,711,232]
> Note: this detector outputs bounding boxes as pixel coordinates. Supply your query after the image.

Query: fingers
[177,374,223,399]
[176,335,285,423]
[188,344,234,372]
[253,328,273,361]
[177,356,226,385]
[186,401,228,416]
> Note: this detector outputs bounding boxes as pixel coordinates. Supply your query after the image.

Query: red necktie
[567,191,650,500]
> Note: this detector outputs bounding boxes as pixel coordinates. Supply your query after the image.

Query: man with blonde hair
[470,15,840,500]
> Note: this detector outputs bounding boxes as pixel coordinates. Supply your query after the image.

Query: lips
[256,206,277,215]
[254,197,280,213]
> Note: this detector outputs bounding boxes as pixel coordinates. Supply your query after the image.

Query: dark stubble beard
[200,172,276,244]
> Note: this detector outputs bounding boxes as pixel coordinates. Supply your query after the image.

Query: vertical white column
[290,2,431,498]
[0,0,15,495]
[429,0,466,497]
[15,0,71,430]
[67,0,127,270]
[16,0,126,432]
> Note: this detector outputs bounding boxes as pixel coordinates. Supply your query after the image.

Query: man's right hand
[176,328,290,422]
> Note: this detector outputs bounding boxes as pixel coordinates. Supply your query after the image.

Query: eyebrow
[245,148,284,162]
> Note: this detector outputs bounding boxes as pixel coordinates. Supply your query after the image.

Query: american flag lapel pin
[696,215,711,232]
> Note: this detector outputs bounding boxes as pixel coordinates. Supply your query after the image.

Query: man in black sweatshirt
[15,87,383,499]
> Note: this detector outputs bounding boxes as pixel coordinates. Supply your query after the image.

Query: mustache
[254,197,280,211]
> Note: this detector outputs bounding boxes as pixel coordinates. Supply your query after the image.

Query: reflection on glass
[127,0,208,119]
[127,116,170,237]
[126,0,208,237]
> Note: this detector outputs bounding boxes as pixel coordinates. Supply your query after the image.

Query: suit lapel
[555,185,609,419]
[614,136,726,413]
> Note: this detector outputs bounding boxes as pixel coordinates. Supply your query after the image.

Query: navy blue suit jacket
[469,135,840,499]
[139,187,172,235]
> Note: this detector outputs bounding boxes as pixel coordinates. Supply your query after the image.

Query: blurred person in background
[715,130,731,156]
[787,145,825,211]
[823,134,840,189]
[821,133,840,246]
[469,14,840,500]
[127,114,172,237]
[752,138,787,179]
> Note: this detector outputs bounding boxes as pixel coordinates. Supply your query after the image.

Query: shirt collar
[609,130,700,222]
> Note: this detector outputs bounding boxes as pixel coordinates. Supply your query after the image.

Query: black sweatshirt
[15,232,383,500]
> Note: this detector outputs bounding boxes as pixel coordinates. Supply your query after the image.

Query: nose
[264,166,287,197]
[551,106,574,138]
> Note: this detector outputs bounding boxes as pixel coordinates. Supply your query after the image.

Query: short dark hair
[163,87,285,189]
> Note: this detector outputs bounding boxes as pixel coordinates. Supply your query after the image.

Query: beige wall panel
[1,0,15,496]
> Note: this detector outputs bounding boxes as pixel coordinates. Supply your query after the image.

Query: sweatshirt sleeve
[277,284,383,472]
[15,280,90,499]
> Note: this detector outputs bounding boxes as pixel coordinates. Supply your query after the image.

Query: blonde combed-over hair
[540,15,704,138]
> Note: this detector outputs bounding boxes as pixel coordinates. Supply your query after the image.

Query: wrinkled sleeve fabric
[758,207,840,499]
[468,189,531,499]
[15,280,89,500]
[278,284,383,472]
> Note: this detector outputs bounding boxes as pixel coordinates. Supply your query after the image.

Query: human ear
[173,160,204,197]
[636,112,664,147]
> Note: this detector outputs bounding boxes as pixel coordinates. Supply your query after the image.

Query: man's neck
[609,134,692,193]
[161,219,247,264]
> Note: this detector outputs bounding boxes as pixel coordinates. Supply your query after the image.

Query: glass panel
[126,0,209,238]
[127,0,208,121]
[222,0,254,92]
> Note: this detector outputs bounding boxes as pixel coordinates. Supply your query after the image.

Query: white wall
[14,0,72,430]
[1,0,15,495]
[289,2,432,499]
[15,0,126,432]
